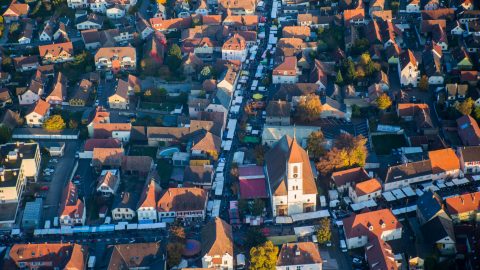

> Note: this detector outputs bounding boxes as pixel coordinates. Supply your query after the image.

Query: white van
[340,240,347,252]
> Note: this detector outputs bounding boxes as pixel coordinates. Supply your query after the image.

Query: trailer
[222,140,233,151]
[233,151,245,164]
[226,119,237,139]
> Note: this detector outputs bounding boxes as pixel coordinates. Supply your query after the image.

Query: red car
[40,186,49,191]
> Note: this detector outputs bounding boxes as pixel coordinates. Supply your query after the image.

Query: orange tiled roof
[355,178,382,196]
[38,42,73,58]
[445,191,480,215]
[343,209,402,239]
[428,148,460,174]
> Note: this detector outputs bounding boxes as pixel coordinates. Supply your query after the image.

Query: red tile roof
[28,99,50,116]
[93,123,131,139]
[60,182,84,220]
[331,167,370,187]
[428,148,460,174]
[273,56,297,76]
[446,191,480,215]
[355,178,382,196]
[157,187,207,212]
[277,242,322,266]
[39,42,73,58]
[343,209,402,239]
[84,138,121,151]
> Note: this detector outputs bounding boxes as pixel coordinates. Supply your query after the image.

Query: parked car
[40,186,49,191]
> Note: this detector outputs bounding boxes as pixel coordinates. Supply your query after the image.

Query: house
[276,242,323,270]
[218,0,256,15]
[201,217,234,269]
[137,177,161,222]
[38,42,74,64]
[273,57,299,84]
[384,160,433,190]
[76,13,104,30]
[343,9,365,27]
[282,26,310,40]
[59,181,86,226]
[9,243,87,269]
[190,131,221,160]
[365,237,399,270]
[262,125,320,147]
[93,123,132,142]
[106,5,126,19]
[406,0,420,12]
[25,99,51,127]
[456,115,480,146]
[136,13,155,40]
[3,2,29,23]
[348,178,382,203]
[149,17,192,33]
[91,147,124,171]
[420,214,456,255]
[216,67,239,109]
[157,187,208,221]
[96,169,120,196]
[13,56,39,72]
[416,191,444,225]
[422,47,444,85]
[18,21,33,44]
[265,135,317,217]
[445,191,480,223]
[108,79,129,109]
[222,34,247,61]
[320,96,349,120]
[183,53,205,77]
[331,167,371,193]
[183,165,214,188]
[397,103,430,121]
[122,155,154,177]
[112,191,139,221]
[196,0,209,15]
[18,78,45,105]
[310,59,327,90]
[69,79,93,106]
[343,209,402,249]
[266,100,291,126]
[451,47,473,70]
[46,72,67,105]
[428,148,460,180]
[398,49,419,87]
[458,146,480,174]
[95,47,137,73]
[0,88,12,108]
[107,243,164,269]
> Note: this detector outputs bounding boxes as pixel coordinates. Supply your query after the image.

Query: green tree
[200,65,214,79]
[43,115,66,131]
[351,104,362,118]
[376,93,392,110]
[296,94,322,122]
[249,241,279,270]
[335,71,344,86]
[455,98,474,116]
[166,44,182,72]
[359,53,371,66]
[316,218,332,244]
[306,130,326,159]
[251,199,265,216]
[473,106,480,121]
[166,243,184,268]
[0,126,12,144]
[419,75,429,91]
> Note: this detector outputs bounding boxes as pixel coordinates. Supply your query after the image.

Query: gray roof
[385,160,432,184]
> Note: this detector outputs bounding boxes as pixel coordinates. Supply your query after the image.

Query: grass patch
[129,145,158,159]
[372,134,407,155]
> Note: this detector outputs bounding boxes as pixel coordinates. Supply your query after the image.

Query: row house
[157,187,208,221]
[398,49,419,87]
[223,15,258,31]
[8,243,87,269]
[112,191,139,221]
[428,148,461,180]
[222,34,247,61]
[38,42,74,64]
[458,146,480,174]
[446,83,468,103]
[297,13,335,28]
[59,182,86,226]
[218,0,256,15]
[272,56,299,84]
[76,13,104,30]
[384,160,433,191]
[348,178,382,203]
[445,191,480,223]
[94,46,137,73]
[282,26,310,41]
[25,99,50,127]
[149,17,192,33]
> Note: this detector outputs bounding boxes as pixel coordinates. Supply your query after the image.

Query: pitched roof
[385,160,432,184]
[97,170,120,191]
[222,33,246,50]
[420,214,455,244]
[112,79,129,99]
[39,42,73,58]
[265,135,317,196]
[47,72,67,101]
[343,9,365,26]
[201,217,233,257]
[457,115,480,146]
[331,167,370,187]
[60,181,84,219]
[282,26,311,39]
[4,2,29,16]
[107,243,162,269]
[397,103,429,117]
[184,165,213,185]
[416,191,443,224]
[191,131,221,153]
[266,100,291,118]
[122,155,153,173]
[428,148,460,174]
[354,178,382,196]
[273,56,297,76]
[93,123,131,139]
[27,99,50,116]
[399,49,417,70]
[92,147,124,167]
[9,243,86,269]
[157,187,207,212]
[365,237,398,270]
[276,242,322,266]
[445,191,480,215]
[137,178,161,209]
[84,138,121,151]
[95,47,136,62]
[459,146,480,162]
[343,209,402,239]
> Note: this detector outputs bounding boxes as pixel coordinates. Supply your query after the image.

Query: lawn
[129,145,158,159]
[139,101,175,112]
[371,134,407,155]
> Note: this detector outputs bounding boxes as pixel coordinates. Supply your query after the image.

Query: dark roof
[273,83,319,101]
[416,191,442,223]
[457,115,480,146]
[385,160,432,184]
[107,243,163,270]
[266,100,291,118]
[459,146,480,162]
[420,214,455,244]
[183,165,213,185]
[113,191,139,210]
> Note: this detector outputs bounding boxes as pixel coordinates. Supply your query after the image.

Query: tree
[296,94,322,122]
[254,145,265,165]
[43,115,66,131]
[335,134,368,167]
[200,65,214,79]
[251,199,265,216]
[359,53,371,66]
[166,44,182,72]
[169,225,186,243]
[157,0,166,4]
[166,243,184,268]
[306,130,326,159]
[249,241,279,270]
[376,93,392,110]
[245,228,267,251]
[316,148,345,175]
[474,106,480,121]
[68,119,78,129]
[419,75,429,91]
[0,126,12,144]
[352,104,362,118]
[455,98,474,116]
[316,218,332,244]
[335,71,344,86]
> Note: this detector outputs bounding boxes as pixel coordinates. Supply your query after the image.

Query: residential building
[218,0,256,15]
[428,148,460,180]
[266,100,291,126]
[96,169,120,196]
[384,160,433,190]
[3,2,29,23]
[93,123,132,142]
[331,167,371,193]
[201,217,234,270]
[157,187,208,221]
[445,191,480,223]
[365,236,399,270]
[416,191,445,225]
[222,34,247,61]
[137,177,161,223]
[265,135,317,217]
[272,57,299,84]
[276,242,323,270]
[108,79,130,109]
[17,79,45,105]
[348,178,382,203]
[13,56,39,72]
[95,47,137,72]
[458,146,480,174]
[76,13,104,30]
[343,209,403,249]
[282,26,311,40]
[59,182,86,226]
[107,243,164,269]
[25,99,50,127]
[122,155,154,177]
[398,49,419,87]
[112,191,139,221]
[91,147,125,172]
[456,115,480,146]
[69,79,93,106]
[190,131,221,160]
[8,243,87,269]
[262,125,320,147]
[420,214,456,255]
[46,72,67,105]
[183,165,214,188]
[38,42,74,64]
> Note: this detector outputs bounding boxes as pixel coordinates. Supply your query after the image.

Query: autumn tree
[375,93,392,110]
[43,115,66,131]
[166,243,184,268]
[335,71,344,86]
[316,148,345,175]
[306,130,326,159]
[254,145,265,165]
[419,75,429,91]
[474,107,480,121]
[296,94,322,122]
[166,44,182,72]
[316,218,332,244]
[169,225,186,243]
[200,65,214,79]
[455,98,474,116]
[249,241,278,270]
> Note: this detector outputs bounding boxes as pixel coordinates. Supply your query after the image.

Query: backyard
[371,134,407,155]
